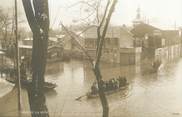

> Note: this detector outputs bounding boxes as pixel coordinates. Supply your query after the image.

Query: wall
[120,47,142,65]
[155,44,181,63]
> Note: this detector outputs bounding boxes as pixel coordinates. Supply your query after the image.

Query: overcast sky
[1,0,182,30]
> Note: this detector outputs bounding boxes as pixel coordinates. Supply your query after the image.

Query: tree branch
[22,0,39,33]
[96,0,110,54]
[96,0,101,24]
[60,21,94,67]
[96,0,117,66]
[68,1,97,11]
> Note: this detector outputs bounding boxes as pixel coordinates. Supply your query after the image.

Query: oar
[75,94,87,101]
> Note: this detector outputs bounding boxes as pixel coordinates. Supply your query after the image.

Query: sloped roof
[162,30,181,45]
[83,26,134,39]
[63,30,85,47]
[131,23,160,37]
[162,30,179,38]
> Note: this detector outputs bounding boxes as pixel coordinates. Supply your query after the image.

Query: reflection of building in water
[83,61,140,83]
[46,62,64,75]
[63,60,85,85]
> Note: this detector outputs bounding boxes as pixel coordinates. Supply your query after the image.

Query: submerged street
[1,58,182,117]
[40,58,182,117]
[1,0,182,117]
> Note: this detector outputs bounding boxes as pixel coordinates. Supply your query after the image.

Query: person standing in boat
[100,79,107,91]
[116,79,120,88]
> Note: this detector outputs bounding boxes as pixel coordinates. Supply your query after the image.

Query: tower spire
[133,6,143,27]
[136,7,141,20]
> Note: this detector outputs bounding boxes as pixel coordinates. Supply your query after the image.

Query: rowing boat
[87,83,129,99]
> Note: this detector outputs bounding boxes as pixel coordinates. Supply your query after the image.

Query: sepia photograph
[0,0,182,117]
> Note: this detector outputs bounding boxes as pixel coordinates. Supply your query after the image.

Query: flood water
[43,59,182,117]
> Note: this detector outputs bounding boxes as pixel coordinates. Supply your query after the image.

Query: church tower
[133,7,143,27]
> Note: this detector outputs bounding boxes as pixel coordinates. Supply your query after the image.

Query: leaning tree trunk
[94,0,117,117]
[93,65,109,117]
[22,0,49,94]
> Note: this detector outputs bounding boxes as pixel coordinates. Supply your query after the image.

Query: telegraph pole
[15,0,21,115]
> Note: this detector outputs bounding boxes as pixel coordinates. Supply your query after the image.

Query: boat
[43,81,57,90]
[87,83,129,99]
[87,78,129,99]
[6,77,57,90]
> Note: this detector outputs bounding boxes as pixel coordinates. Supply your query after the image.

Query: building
[133,7,143,27]
[159,30,182,62]
[18,37,64,62]
[131,23,162,59]
[83,26,142,65]
[61,32,85,59]
[131,23,182,63]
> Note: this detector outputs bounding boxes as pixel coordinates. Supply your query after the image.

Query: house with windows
[131,23,162,59]
[160,30,182,62]
[18,37,64,62]
[131,23,182,63]
[61,32,85,59]
[131,7,182,64]
[83,26,142,65]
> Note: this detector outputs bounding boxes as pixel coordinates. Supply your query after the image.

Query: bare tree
[22,0,50,117]
[22,0,49,94]
[61,0,117,116]
[0,7,13,49]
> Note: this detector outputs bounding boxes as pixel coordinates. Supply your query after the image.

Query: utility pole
[15,0,21,115]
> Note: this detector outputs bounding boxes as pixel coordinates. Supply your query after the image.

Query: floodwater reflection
[44,59,182,117]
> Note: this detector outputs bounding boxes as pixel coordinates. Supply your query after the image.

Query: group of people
[91,76,127,95]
